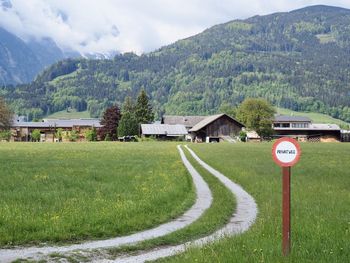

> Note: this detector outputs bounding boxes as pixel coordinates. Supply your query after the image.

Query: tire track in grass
[106,145,258,263]
[0,145,212,263]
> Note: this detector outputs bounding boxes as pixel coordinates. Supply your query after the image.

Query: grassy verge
[103,146,236,258]
[163,143,350,263]
[0,142,195,247]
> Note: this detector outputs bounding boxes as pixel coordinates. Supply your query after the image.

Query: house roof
[141,124,188,136]
[12,119,102,128]
[274,115,312,123]
[189,113,245,132]
[162,115,206,128]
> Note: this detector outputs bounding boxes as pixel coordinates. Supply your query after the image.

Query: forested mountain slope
[1,5,350,121]
[0,27,66,85]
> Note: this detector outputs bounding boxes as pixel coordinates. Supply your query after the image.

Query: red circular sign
[272,137,301,167]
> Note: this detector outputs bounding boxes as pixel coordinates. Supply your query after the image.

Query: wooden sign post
[272,137,301,256]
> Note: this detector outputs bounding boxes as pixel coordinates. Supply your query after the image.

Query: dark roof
[274,115,312,122]
[141,124,188,136]
[12,119,102,128]
[189,113,245,132]
[162,115,206,128]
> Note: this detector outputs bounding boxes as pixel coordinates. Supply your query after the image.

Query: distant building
[340,130,350,142]
[188,114,245,142]
[140,124,188,139]
[161,113,244,142]
[161,115,206,130]
[273,115,341,142]
[10,119,102,142]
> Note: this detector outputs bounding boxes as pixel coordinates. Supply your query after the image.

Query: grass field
[276,107,350,128]
[164,143,350,263]
[0,142,195,247]
[106,147,236,257]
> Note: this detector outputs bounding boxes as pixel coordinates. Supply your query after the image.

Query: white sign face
[274,141,298,164]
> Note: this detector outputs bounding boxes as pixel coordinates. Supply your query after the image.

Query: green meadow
[0,142,349,263]
[164,143,350,263]
[0,142,195,247]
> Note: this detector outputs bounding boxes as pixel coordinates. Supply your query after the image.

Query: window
[291,123,309,128]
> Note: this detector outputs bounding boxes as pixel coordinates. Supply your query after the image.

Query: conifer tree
[135,88,154,124]
[118,97,139,136]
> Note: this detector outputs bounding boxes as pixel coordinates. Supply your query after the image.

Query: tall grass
[0,142,195,247]
[165,143,350,263]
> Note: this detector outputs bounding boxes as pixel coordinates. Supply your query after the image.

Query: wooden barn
[189,114,245,142]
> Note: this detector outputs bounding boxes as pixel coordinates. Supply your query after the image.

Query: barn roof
[141,124,188,136]
[162,115,206,128]
[189,114,245,132]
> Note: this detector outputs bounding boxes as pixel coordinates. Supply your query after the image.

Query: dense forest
[1,5,350,121]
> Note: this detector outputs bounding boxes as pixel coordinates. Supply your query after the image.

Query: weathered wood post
[272,137,301,256]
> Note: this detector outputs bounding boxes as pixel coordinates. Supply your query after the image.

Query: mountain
[2,5,350,122]
[0,27,67,84]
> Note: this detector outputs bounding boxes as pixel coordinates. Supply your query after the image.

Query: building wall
[274,129,341,142]
[204,115,242,137]
[192,115,243,142]
[10,126,101,142]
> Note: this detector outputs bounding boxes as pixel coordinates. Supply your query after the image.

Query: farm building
[188,114,245,142]
[341,130,350,142]
[162,113,244,142]
[140,124,188,139]
[161,115,206,130]
[273,115,341,142]
[10,118,102,142]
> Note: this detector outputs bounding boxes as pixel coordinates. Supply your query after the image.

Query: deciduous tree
[0,97,12,131]
[236,98,275,138]
[99,105,121,140]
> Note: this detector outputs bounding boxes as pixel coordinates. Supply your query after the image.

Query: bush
[31,129,41,142]
[239,131,247,142]
[67,130,79,142]
[0,130,11,141]
[85,128,97,141]
[55,128,63,142]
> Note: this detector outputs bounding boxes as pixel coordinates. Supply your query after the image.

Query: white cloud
[1,0,350,54]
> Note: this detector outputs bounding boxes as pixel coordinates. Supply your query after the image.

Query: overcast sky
[1,0,350,55]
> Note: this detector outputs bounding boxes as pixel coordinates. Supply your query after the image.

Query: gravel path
[0,145,212,262]
[101,145,258,263]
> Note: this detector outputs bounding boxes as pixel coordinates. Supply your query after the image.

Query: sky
[1,0,350,55]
